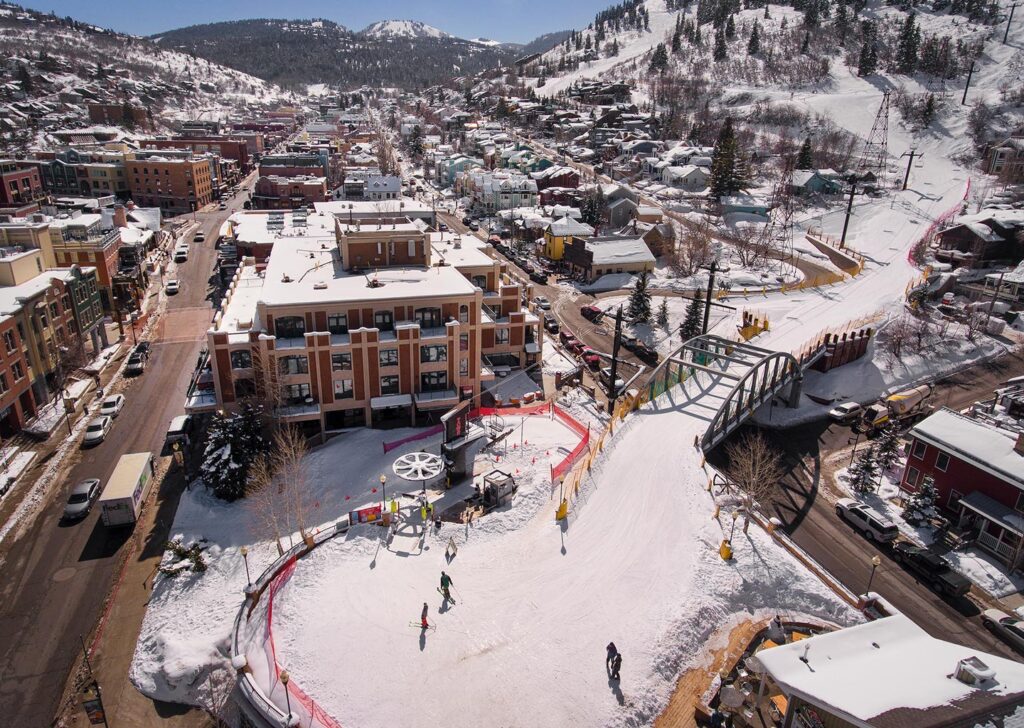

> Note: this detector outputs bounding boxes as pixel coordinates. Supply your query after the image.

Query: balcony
[414,389,459,409]
[277,400,321,419]
[184,389,218,414]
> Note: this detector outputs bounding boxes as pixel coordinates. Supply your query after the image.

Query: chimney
[1016,432,1024,456]
[113,204,128,229]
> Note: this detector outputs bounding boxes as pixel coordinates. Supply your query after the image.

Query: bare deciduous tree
[670,218,715,277]
[723,431,786,514]
[247,426,311,553]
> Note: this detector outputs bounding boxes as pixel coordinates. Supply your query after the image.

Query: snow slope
[362,20,451,39]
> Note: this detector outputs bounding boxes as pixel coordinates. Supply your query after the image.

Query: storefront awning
[370,394,413,410]
[959,491,1024,537]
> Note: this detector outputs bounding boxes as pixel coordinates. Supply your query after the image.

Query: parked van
[835,498,899,543]
[99,452,155,527]
[165,414,194,450]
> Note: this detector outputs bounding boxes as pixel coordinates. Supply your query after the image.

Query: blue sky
[16,0,606,42]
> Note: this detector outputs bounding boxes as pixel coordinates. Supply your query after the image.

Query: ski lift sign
[349,505,382,525]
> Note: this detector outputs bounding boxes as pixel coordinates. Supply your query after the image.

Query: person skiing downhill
[440,571,454,601]
[420,602,429,629]
[606,642,618,674]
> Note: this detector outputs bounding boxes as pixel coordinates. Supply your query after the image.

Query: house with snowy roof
[790,169,845,196]
[755,609,1024,727]
[720,195,770,218]
[662,164,709,191]
[563,234,655,282]
[901,408,1024,568]
[985,134,1024,183]
[542,216,594,261]
[936,210,1024,268]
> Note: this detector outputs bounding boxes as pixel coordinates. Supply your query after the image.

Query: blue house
[790,169,845,196]
[720,194,771,218]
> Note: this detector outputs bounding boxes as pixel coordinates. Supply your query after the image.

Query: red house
[902,408,1024,567]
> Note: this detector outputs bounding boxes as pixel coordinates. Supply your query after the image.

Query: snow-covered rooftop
[584,235,655,266]
[910,409,1024,490]
[229,210,335,246]
[757,612,1024,725]
[427,231,493,269]
[547,216,593,237]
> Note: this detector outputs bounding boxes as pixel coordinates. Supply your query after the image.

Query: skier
[611,651,622,681]
[606,642,618,674]
[420,602,429,629]
[440,571,454,602]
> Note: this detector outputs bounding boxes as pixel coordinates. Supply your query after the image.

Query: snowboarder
[611,651,622,681]
[606,642,618,674]
[440,571,454,602]
[420,602,429,629]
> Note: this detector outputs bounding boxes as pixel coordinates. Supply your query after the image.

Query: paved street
[711,349,1024,663]
[0,182,250,727]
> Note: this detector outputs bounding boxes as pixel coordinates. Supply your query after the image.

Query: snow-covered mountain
[361,19,450,40]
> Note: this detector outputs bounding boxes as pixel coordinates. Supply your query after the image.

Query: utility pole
[961,62,975,105]
[1005,2,1018,44]
[606,306,623,414]
[702,259,717,335]
[839,183,856,248]
[900,150,921,191]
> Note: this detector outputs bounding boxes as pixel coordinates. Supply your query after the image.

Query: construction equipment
[860,383,934,432]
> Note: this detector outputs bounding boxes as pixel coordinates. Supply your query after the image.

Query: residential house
[543,217,594,261]
[720,194,771,218]
[935,210,1024,268]
[790,169,845,196]
[563,235,656,282]
[662,164,709,191]
[985,135,1024,183]
[901,408,1024,568]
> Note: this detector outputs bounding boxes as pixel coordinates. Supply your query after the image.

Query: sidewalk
[58,466,213,728]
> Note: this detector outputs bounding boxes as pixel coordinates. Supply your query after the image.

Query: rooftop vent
[367,277,382,289]
[955,657,996,686]
[313,281,327,290]
[281,274,292,283]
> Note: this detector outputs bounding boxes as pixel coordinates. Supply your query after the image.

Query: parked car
[544,313,559,333]
[567,339,586,356]
[134,341,151,358]
[166,279,180,295]
[468,222,480,231]
[173,246,189,263]
[126,353,146,376]
[892,541,971,597]
[599,366,625,393]
[529,270,548,285]
[559,329,576,346]
[218,202,227,210]
[462,216,473,226]
[63,478,102,520]
[99,394,125,418]
[982,609,1024,653]
[194,231,205,242]
[534,296,551,311]
[835,498,899,543]
[632,342,660,365]
[580,304,604,322]
[829,401,863,424]
[621,335,639,352]
[579,347,602,370]
[438,223,449,232]
[83,416,113,446]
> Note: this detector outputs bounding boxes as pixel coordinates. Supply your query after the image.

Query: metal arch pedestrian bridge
[643,334,803,452]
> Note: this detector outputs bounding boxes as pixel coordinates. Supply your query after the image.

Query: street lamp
[240,546,251,589]
[280,670,293,722]
[865,555,882,595]
[729,510,740,540]
[379,474,387,510]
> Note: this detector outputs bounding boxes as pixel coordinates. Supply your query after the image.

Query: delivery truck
[99,452,155,527]
[860,384,934,433]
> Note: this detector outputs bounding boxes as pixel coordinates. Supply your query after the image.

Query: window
[334,379,353,399]
[948,489,963,509]
[278,355,309,375]
[496,328,510,345]
[459,305,470,324]
[2,331,15,353]
[421,345,447,363]
[11,361,24,381]
[912,440,927,459]
[421,371,448,392]
[460,333,469,352]
[1015,492,1024,514]
[905,467,920,488]
[274,316,305,340]
[415,307,442,329]
[379,349,399,367]
[283,383,311,404]
[935,452,950,472]
[472,274,487,289]
[230,350,252,369]
[460,358,469,376]
[374,310,394,331]
[0,373,7,394]
[380,375,400,395]
[328,314,348,335]
[49,302,59,319]
[332,352,352,371]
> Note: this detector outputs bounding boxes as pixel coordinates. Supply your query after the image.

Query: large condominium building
[127,156,214,215]
[199,210,541,433]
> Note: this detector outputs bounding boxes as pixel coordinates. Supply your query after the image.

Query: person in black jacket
[611,652,622,680]
[606,642,618,675]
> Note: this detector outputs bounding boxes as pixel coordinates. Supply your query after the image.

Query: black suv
[893,542,970,597]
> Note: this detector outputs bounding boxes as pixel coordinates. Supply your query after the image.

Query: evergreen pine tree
[920,93,937,126]
[874,422,902,474]
[610,39,620,56]
[657,297,670,328]
[679,293,704,341]
[896,12,920,74]
[672,29,682,53]
[726,15,737,39]
[764,4,771,19]
[801,31,810,54]
[858,34,878,76]
[902,475,938,525]
[649,43,670,72]
[710,117,746,197]
[628,272,653,323]
[410,125,424,158]
[847,446,880,493]
[200,413,247,501]
[713,27,728,61]
[804,0,821,28]
[796,137,814,169]
[834,2,850,45]
[748,22,761,55]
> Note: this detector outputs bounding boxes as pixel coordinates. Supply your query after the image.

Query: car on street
[567,339,586,356]
[166,279,180,295]
[468,222,480,231]
[599,366,625,394]
[534,296,551,311]
[835,498,899,543]
[632,342,660,365]
[559,329,576,346]
[892,541,971,597]
[462,216,473,226]
[218,202,227,210]
[982,609,1024,653]
[194,231,205,242]
[99,394,125,418]
[544,313,559,333]
[173,245,189,263]
[134,341,151,358]
[580,304,604,322]
[62,478,102,520]
[126,353,146,376]
[829,401,864,424]
[438,223,449,232]
[529,270,548,285]
[82,416,112,446]
[579,347,601,370]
